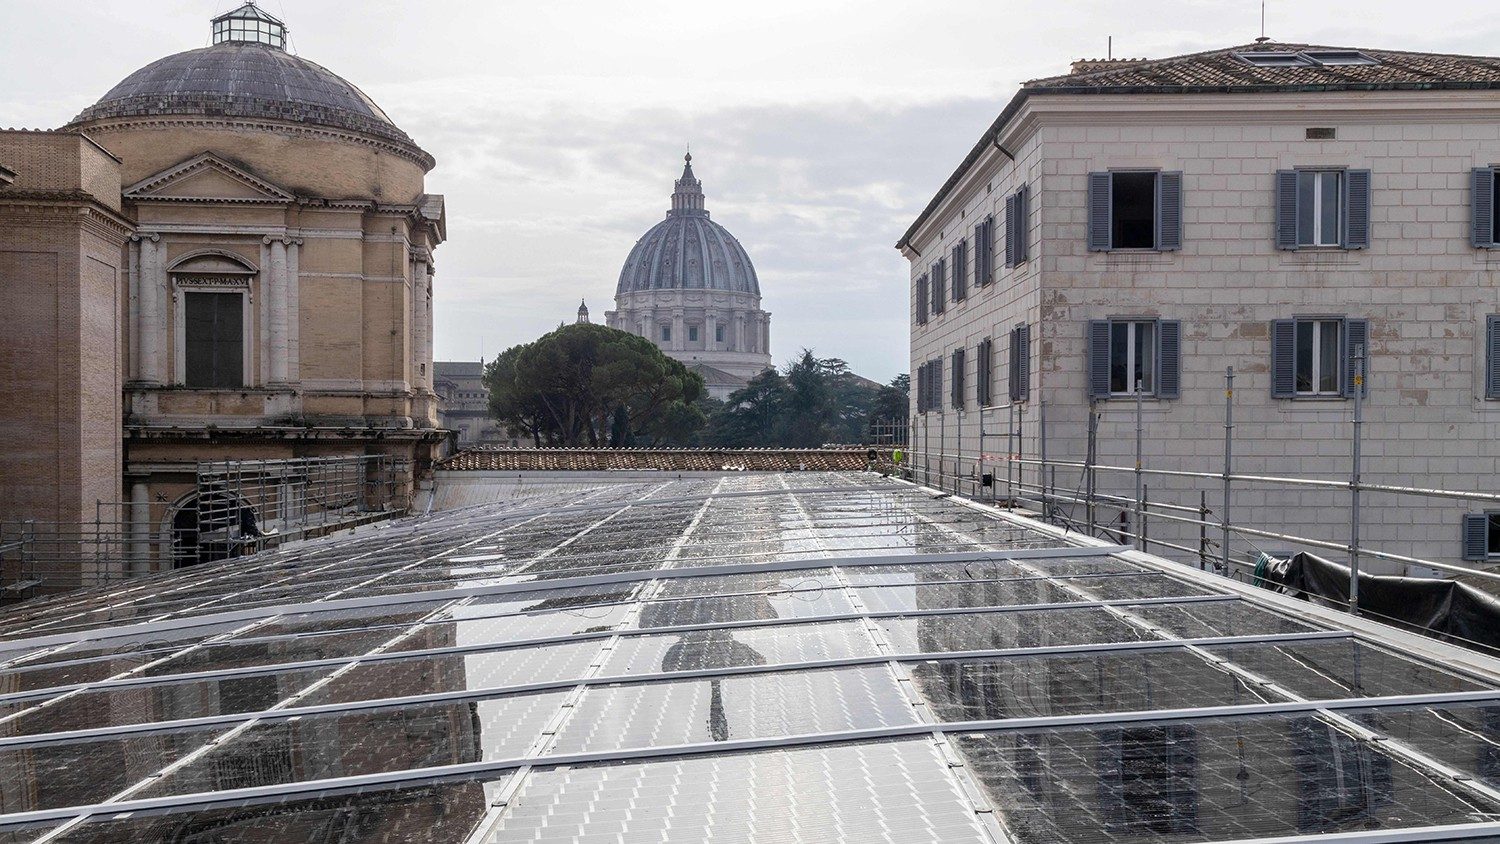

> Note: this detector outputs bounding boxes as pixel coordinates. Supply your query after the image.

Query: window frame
[1107,319,1159,397]
[1297,169,1346,247]
[660,324,672,343]
[1490,512,1500,559]
[173,282,251,389]
[688,325,699,343]
[1109,170,1160,251]
[1293,318,1344,397]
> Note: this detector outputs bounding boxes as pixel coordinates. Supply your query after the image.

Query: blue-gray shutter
[1463,513,1490,561]
[1271,319,1296,398]
[1087,320,1111,399]
[976,339,991,406]
[951,348,965,408]
[1489,315,1500,399]
[1275,170,1299,250]
[1157,171,1183,251]
[1343,169,1372,249]
[1474,168,1496,248]
[953,241,967,302]
[1016,323,1031,401]
[1157,319,1181,399]
[916,276,928,324]
[1342,318,1369,398]
[1003,193,1017,268]
[1087,172,1112,252]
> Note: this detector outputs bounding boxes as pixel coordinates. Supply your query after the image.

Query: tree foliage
[702,350,909,446]
[484,324,705,446]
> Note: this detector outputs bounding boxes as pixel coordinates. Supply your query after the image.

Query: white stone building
[901,43,1500,574]
[606,155,772,400]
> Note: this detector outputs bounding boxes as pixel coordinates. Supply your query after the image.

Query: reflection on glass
[956,713,1490,844]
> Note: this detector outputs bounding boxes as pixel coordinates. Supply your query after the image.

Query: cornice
[74,115,436,171]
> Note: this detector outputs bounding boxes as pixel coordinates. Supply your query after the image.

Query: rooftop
[898,41,1500,251]
[1,474,1500,841]
[439,446,874,472]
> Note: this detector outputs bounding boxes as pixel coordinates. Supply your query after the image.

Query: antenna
[1108,35,1113,60]
[1256,1,1269,43]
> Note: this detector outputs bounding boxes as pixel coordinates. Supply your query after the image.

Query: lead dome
[615,154,762,296]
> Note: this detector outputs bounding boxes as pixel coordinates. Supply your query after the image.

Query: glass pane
[135,691,567,798]
[1135,321,1155,393]
[1319,319,1341,393]
[1296,170,1316,245]
[1110,321,1129,393]
[1349,701,1500,791]
[878,607,1154,654]
[551,665,914,753]
[1295,320,1314,393]
[1129,600,1319,639]
[1320,170,1342,245]
[53,781,495,843]
[956,712,1499,844]
[481,740,990,843]
[908,648,1275,722]
[1203,639,1490,700]
[855,579,1077,613]
[0,728,216,812]
[296,641,601,707]
[634,590,855,628]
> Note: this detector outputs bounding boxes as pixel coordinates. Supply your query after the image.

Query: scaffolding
[897,356,1500,621]
[0,455,410,600]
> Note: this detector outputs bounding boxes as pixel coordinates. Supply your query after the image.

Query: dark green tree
[485,324,705,446]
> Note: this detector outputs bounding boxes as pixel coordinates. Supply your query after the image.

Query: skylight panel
[1237,51,1313,67]
[1304,50,1380,66]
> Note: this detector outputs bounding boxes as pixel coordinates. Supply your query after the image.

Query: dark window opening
[1493,172,1499,244]
[1111,172,1157,249]
[185,293,243,389]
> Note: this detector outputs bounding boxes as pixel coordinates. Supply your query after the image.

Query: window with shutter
[951,348,966,409]
[1271,319,1297,398]
[1343,169,1371,249]
[1158,320,1182,399]
[934,357,944,412]
[931,259,947,315]
[916,275,929,325]
[1087,320,1112,399]
[1275,170,1300,250]
[1016,184,1030,264]
[1087,172,1112,252]
[1004,193,1017,268]
[1157,172,1183,251]
[1342,318,1369,398]
[1462,513,1495,561]
[1487,315,1500,400]
[1474,168,1497,248]
[975,217,994,287]
[977,339,993,407]
[1013,323,1031,402]
[953,241,968,302]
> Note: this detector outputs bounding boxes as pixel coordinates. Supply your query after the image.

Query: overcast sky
[5,1,1500,380]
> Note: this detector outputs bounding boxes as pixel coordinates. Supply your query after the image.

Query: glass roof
[1,473,1499,842]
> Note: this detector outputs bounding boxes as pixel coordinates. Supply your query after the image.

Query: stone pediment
[124,152,293,204]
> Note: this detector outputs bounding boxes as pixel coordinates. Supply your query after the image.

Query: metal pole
[1222,366,1235,574]
[1015,407,1024,512]
[1085,403,1097,532]
[1134,379,1144,551]
[1039,394,1049,519]
[1199,490,1209,571]
[1142,483,1149,554]
[1006,404,1015,504]
[1350,345,1365,615]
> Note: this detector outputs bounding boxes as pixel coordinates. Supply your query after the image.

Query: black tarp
[1257,552,1500,652]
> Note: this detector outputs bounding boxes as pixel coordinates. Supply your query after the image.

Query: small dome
[66,5,416,150]
[616,156,761,296]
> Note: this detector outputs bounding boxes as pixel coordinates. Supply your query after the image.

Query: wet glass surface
[553,665,914,753]
[137,690,567,798]
[1203,639,1491,700]
[0,726,216,812]
[634,589,855,628]
[0,668,332,737]
[295,641,601,707]
[50,778,498,842]
[956,712,1500,844]
[1131,600,1322,639]
[878,607,1155,654]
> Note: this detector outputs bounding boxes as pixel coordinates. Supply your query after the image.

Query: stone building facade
[0,131,133,536]
[0,3,445,583]
[434,360,508,445]
[606,155,772,400]
[903,43,1500,574]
